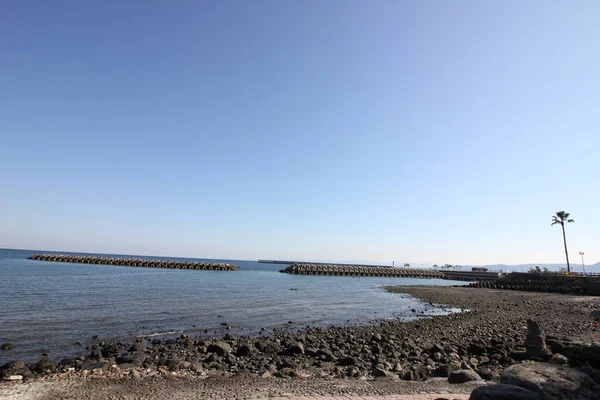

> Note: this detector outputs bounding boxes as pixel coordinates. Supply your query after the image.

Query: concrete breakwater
[28,254,240,271]
[468,272,600,295]
[280,263,444,278]
[439,270,500,282]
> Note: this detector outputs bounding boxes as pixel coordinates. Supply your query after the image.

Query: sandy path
[1,375,478,400]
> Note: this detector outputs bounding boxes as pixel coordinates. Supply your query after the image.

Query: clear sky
[1,1,598,266]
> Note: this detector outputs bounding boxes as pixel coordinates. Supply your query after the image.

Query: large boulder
[524,320,552,361]
[0,360,29,378]
[555,343,600,369]
[166,357,180,371]
[255,340,281,355]
[449,369,481,384]
[128,342,146,353]
[373,366,398,380]
[101,343,121,359]
[235,344,254,357]
[30,357,58,374]
[500,362,600,400]
[79,359,108,371]
[282,342,304,356]
[338,356,358,366]
[207,341,232,356]
[511,320,552,362]
[469,384,540,400]
[117,351,147,367]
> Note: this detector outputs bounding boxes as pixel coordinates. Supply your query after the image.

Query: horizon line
[2,247,597,268]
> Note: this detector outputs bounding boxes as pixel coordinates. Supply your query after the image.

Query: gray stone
[476,368,500,381]
[166,358,180,370]
[373,366,389,377]
[178,361,191,370]
[549,353,568,365]
[448,369,481,384]
[128,342,146,353]
[0,360,29,378]
[207,341,232,356]
[80,359,106,371]
[129,369,141,379]
[235,344,254,357]
[318,361,334,371]
[59,358,73,367]
[283,342,304,355]
[525,320,546,351]
[373,366,397,380]
[260,370,272,378]
[469,384,540,400]
[30,357,57,374]
[338,356,358,366]
[116,354,134,364]
[525,319,552,360]
[500,361,600,400]
[190,362,203,373]
[556,343,600,369]
[131,351,146,366]
[432,363,457,377]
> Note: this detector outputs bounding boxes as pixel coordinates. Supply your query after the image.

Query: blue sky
[1,1,598,265]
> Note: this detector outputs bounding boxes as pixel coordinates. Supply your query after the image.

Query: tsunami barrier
[28,254,239,271]
[280,263,444,278]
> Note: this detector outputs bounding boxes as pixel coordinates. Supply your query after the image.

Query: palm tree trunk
[561,224,571,274]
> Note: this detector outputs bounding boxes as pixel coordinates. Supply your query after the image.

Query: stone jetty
[280,263,444,278]
[28,254,239,271]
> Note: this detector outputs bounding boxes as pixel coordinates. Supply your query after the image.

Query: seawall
[260,260,393,268]
[440,270,500,282]
[468,272,600,295]
[280,263,444,278]
[28,254,239,271]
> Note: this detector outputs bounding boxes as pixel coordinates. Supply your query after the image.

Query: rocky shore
[2,286,600,398]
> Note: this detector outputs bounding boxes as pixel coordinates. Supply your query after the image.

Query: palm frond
[552,211,575,225]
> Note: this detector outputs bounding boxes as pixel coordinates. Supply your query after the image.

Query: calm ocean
[0,248,462,363]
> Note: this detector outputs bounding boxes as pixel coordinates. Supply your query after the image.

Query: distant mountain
[260,258,600,273]
[588,261,600,273]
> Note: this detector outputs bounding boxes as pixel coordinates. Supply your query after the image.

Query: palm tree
[551,211,575,274]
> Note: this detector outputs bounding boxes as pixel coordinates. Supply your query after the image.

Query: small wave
[139,330,183,338]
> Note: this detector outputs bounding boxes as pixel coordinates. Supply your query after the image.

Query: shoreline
[2,286,600,399]
[0,282,460,366]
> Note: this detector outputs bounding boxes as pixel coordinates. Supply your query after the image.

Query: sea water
[0,248,462,363]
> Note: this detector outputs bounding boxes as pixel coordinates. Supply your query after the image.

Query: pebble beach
[2,286,600,399]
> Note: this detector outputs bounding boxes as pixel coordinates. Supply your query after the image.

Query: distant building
[472,267,488,272]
